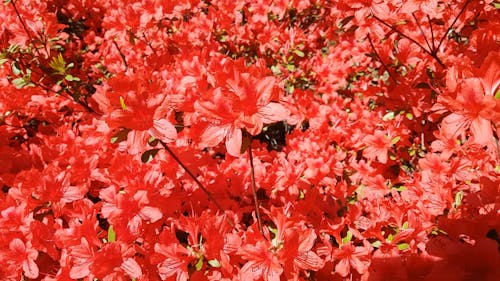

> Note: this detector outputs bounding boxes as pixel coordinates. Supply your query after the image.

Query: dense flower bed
[0,0,499,280]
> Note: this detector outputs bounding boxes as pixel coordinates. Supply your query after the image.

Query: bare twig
[113,40,129,71]
[367,34,398,85]
[427,15,436,51]
[248,138,264,235]
[412,12,432,53]
[10,0,44,59]
[159,141,233,225]
[435,0,471,54]
[372,14,445,67]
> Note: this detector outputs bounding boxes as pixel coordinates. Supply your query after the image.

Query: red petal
[470,117,493,145]
[149,119,177,143]
[121,258,142,279]
[225,126,242,156]
[478,51,500,96]
[139,206,163,223]
[23,259,39,279]
[199,124,229,148]
[258,102,289,124]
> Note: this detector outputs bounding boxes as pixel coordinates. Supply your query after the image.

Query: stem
[427,15,436,51]
[436,0,471,55]
[412,12,432,53]
[159,141,229,216]
[372,14,445,67]
[113,40,129,71]
[367,34,398,85]
[248,138,264,235]
[10,0,43,58]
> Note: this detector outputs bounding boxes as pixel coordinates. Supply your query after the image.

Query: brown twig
[9,0,44,59]
[367,33,398,85]
[412,12,432,53]
[159,141,233,224]
[248,138,264,235]
[113,40,129,71]
[435,0,471,55]
[372,14,445,67]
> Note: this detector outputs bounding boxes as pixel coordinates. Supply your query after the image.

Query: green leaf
[454,191,464,209]
[342,230,353,244]
[49,53,66,74]
[383,111,395,121]
[402,221,409,230]
[397,243,410,251]
[12,61,22,75]
[405,112,414,120]
[141,149,160,163]
[371,240,382,248]
[12,77,27,88]
[293,49,305,57]
[119,96,127,110]
[65,74,80,81]
[107,225,116,243]
[208,259,221,268]
[195,256,204,271]
[110,128,131,144]
[391,136,401,144]
[494,88,500,99]
[3,0,12,5]
[0,58,8,65]
[286,63,295,72]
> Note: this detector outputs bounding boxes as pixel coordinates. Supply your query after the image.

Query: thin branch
[427,15,436,51]
[367,34,398,85]
[412,12,432,53]
[436,0,471,55]
[159,141,233,224]
[372,14,445,67]
[113,40,129,71]
[248,138,264,235]
[10,0,44,59]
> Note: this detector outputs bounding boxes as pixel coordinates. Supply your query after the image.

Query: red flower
[195,61,289,156]
[333,240,373,277]
[8,238,39,279]
[441,78,495,145]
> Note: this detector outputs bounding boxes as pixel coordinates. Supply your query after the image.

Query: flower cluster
[0,0,499,280]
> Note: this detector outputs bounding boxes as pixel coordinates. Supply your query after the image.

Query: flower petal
[149,119,177,143]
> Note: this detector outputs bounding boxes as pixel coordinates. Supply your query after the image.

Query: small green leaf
[454,191,464,209]
[405,112,414,120]
[371,240,382,248]
[65,74,80,81]
[141,149,160,163]
[107,225,116,243]
[342,230,353,244]
[119,96,127,110]
[383,111,395,121]
[12,77,26,88]
[391,136,401,144]
[110,128,131,144]
[293,49,305,57]
[12,61,22,75]
[271,65,281,75]
[0,58,8,65]
[195,256,204,271]
[298,190,305,199]
[208,259,221,268]
[397,243,410,251]
[49,53,66,74]
[494,88,500,99]
[402,221,409,230]
[286,63,295,72]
